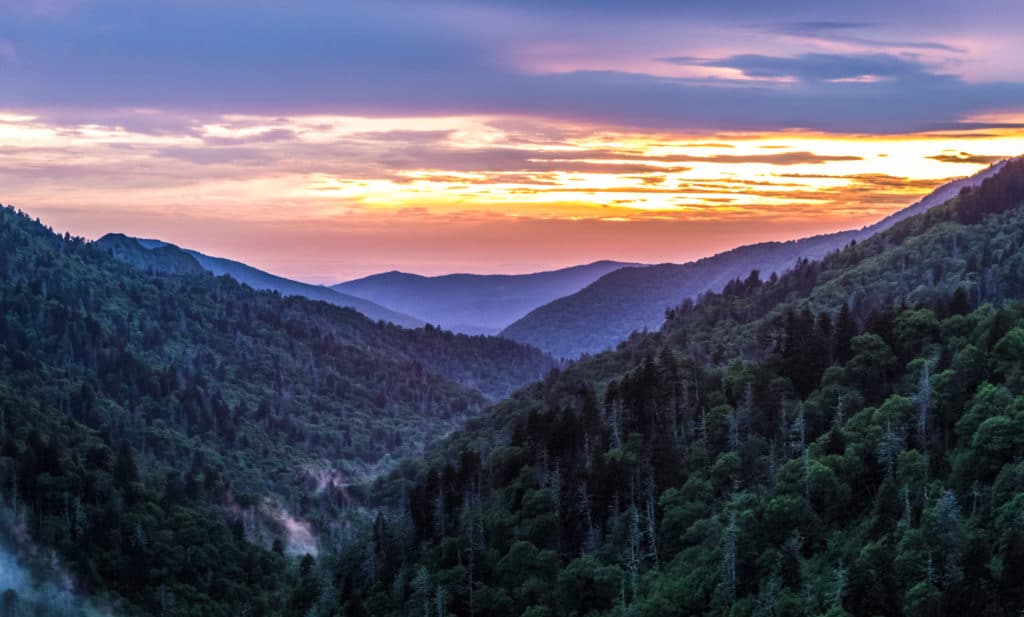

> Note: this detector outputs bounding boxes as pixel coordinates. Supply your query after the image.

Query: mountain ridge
[501,160,1014,358]
[335,259,639,334]
[337,155,1024,617]
[96,234,425,328]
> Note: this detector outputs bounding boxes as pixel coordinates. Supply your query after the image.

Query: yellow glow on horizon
[1,109,1022,233]
[287,119,1024,224]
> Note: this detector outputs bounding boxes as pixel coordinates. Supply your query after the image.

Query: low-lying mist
[0,509,113,617]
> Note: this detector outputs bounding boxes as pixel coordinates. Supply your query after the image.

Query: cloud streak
[926,151,1011,164]
[667,52,933,82]
[772,21,967,53]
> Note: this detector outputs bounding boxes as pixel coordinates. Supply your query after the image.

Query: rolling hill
[334,260,636,335]
[502,161,1012,359]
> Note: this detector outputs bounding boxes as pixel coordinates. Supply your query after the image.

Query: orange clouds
[0,109,1021,281]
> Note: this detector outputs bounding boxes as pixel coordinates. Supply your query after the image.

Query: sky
[1,0,1024,282]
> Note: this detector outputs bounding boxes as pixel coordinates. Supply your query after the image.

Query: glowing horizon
[1,108,1020,282]
[2,1,1024,282]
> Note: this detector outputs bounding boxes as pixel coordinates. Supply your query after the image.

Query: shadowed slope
[502,160,1011,358]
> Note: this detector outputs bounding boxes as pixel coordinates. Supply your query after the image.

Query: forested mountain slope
[0,207,554,615]
[503,161,1010,359]
[326,157,1024,616]
[335,261,636,335]
[99,234,424,328]
[94,235,555,403]
[4,157,1023,617]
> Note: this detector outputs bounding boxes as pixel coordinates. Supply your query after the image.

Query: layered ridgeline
[325,157,1024,616]
[334,261,636,335]
[503,161,1011,359]
[0,207,554,616]
[98,233,424,328]
[96,232,555,403]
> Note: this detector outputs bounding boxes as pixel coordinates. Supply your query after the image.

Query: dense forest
[0,207,554,616]
[3,157,1024,616]
[309,157,1024,616]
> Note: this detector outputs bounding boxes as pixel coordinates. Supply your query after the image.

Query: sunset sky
[2,0,1024,282]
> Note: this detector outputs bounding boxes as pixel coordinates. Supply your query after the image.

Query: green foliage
[5,159,1024,615]
[0,205,554,615]
[324,159,1024,616]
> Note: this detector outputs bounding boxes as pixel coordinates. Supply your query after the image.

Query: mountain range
[334,260,636,334]
[501,160,1012,358]
[97,233,425,328]
[94,235,640,338]
[4,157,1024,616]
[0,204,560,614]
[348,154,1024,617]
[94,162,1011,363]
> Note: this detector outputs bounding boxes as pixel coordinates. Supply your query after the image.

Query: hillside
[322,157,1024,616]
[335,261,636,335]
[99,235,424,328]
[94,233,206,276]
[0,206,555,615]
[6,158,1024,616]
[502,161,1011,359]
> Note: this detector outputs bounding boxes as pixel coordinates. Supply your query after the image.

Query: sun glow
[276,118,1024,223]
[1,109,1021,280]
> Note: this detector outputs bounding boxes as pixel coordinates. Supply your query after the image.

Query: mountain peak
[96,233,205,275]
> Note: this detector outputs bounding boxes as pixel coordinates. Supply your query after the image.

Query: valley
[2,158,1024,616]
[5,2,1024,614]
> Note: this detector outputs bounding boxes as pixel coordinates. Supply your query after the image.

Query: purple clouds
[0,0,1022,133]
